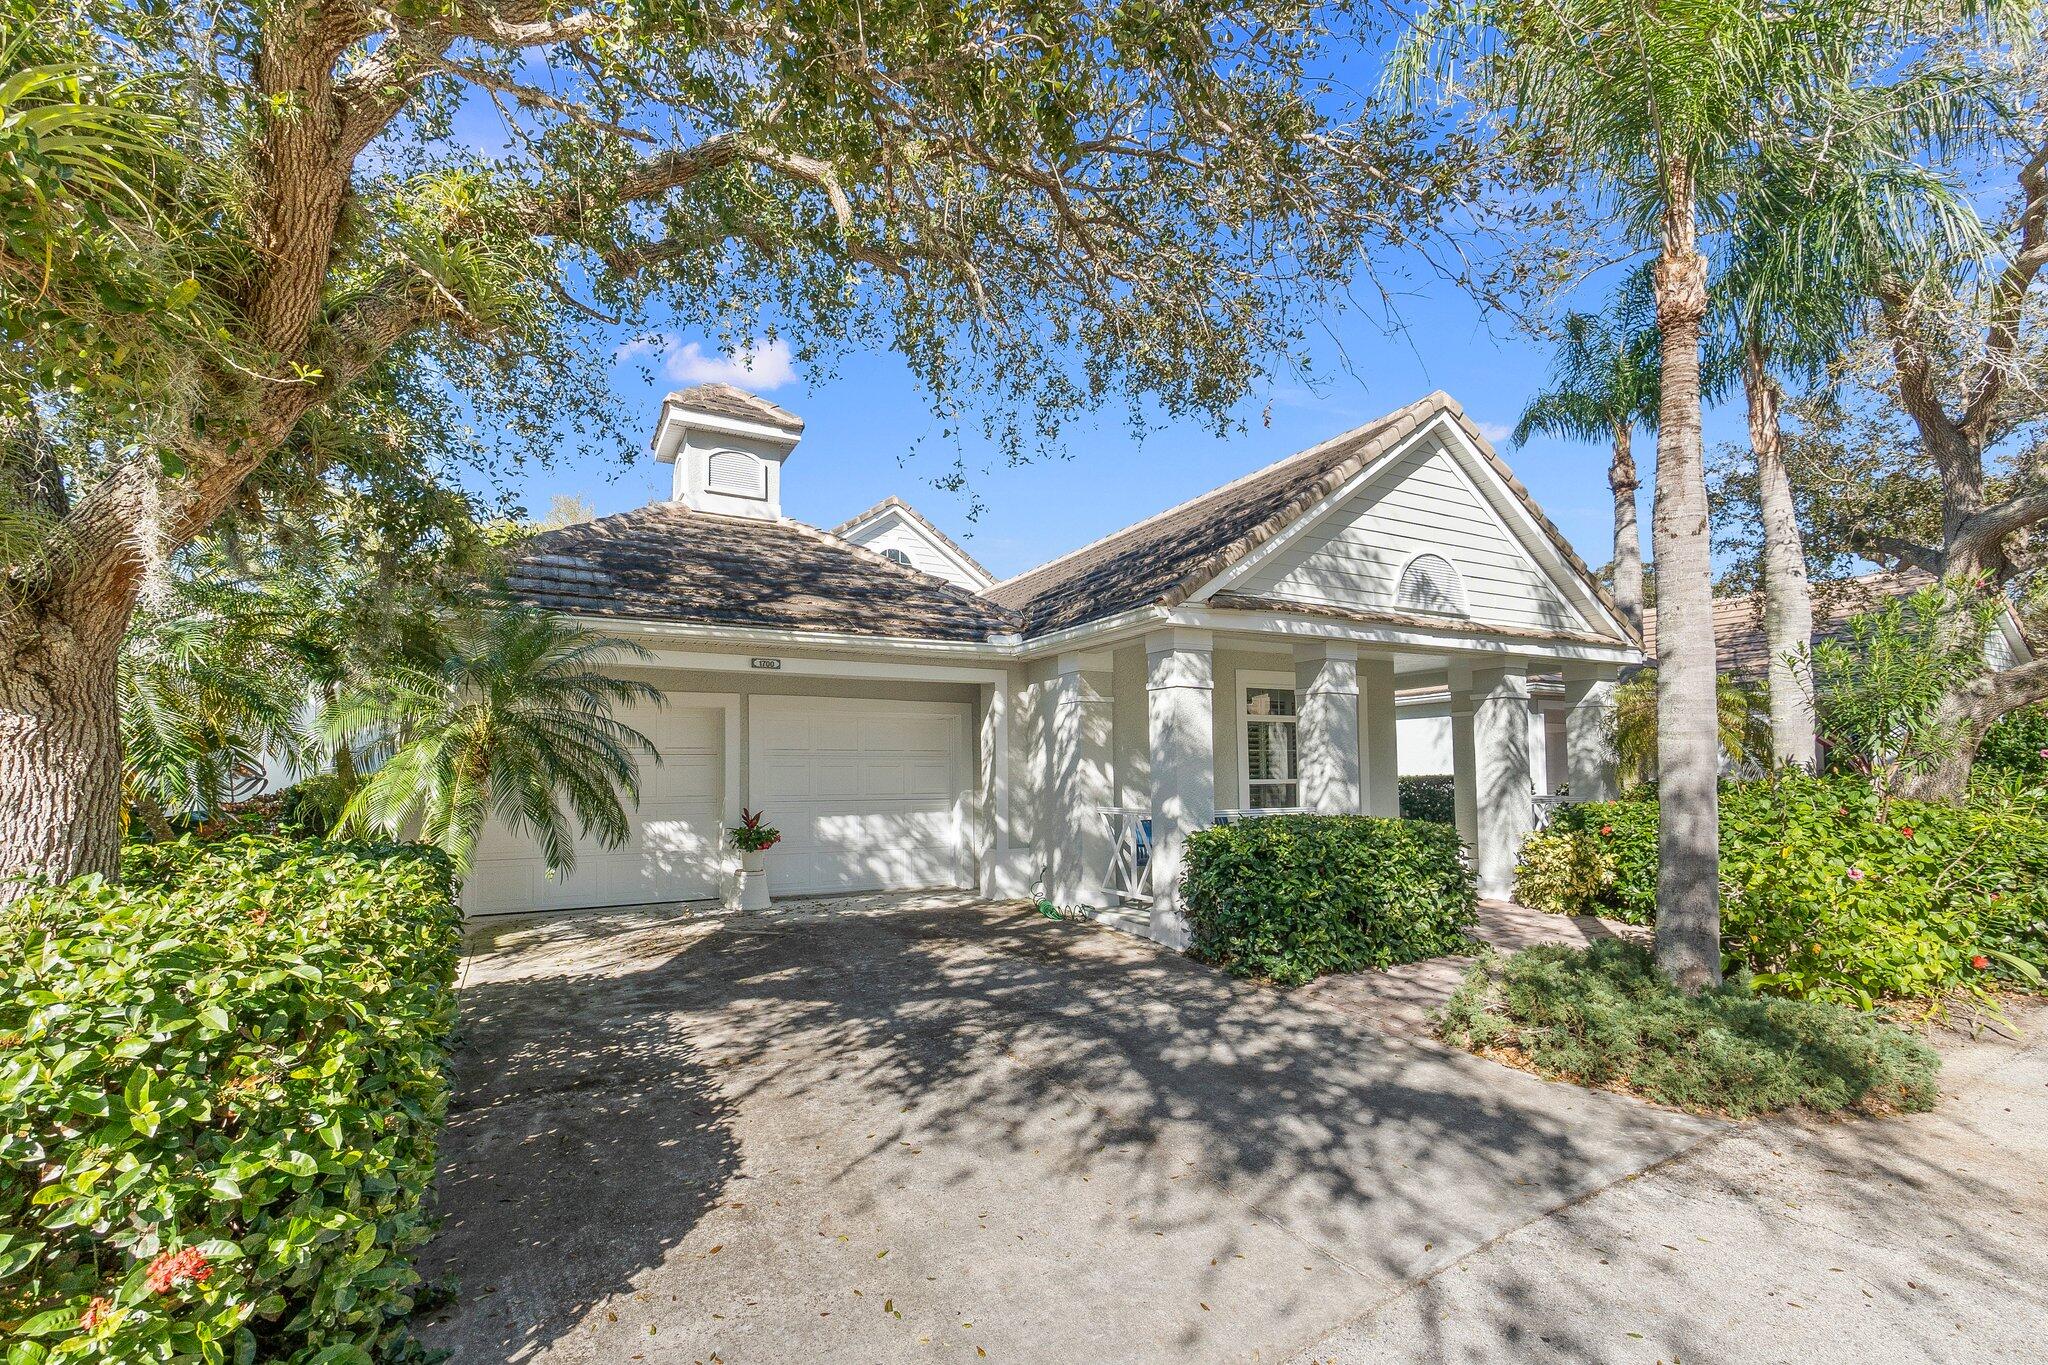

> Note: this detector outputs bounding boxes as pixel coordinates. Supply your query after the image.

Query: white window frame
[1234,668,1300,811]
[705,448,768,500]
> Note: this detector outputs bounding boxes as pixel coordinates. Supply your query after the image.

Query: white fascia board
[651,403,802,460]
[567,615,1015,676]
[1169,603,1642,666]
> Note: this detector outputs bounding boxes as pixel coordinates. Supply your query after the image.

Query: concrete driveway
[414,895,1719,1361]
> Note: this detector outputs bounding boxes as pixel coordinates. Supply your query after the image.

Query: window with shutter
[706,449,767,499]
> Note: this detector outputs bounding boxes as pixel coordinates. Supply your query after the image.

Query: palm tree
[1512,307,1660,632]
[1612,669,1772,794]
[321,608,661,878]
[1390,0,1977,989]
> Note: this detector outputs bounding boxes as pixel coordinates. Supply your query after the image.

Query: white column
[1050,651,1116,909]
[1359,655,1400,817]
[1470,661,1534,901]
[1449,664,1478,845]
[1527,701,1549,796]
[1294,642,1361,814]
[1146,629,1214,946]
[1562,663,1621,802]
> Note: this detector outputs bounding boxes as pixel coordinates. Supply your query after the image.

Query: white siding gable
[1233,435,1592,635]
[838,506,993,591]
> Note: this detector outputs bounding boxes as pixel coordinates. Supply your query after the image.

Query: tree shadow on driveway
[416,899,1723,1362]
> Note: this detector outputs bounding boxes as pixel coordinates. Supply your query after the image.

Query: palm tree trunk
[1745,341,1817,770]
[1649,166,1723,992]
[1607,420,1645,632]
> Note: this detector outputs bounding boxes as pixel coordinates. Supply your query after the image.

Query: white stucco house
[467,383,1641,943]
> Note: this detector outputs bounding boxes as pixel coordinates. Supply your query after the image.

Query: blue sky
[496,281,1750,584]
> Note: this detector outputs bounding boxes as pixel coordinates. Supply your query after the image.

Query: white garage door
[750,695,972,895]
[464,699,726,915]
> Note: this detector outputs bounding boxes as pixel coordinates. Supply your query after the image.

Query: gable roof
[985,392,1638,644]
[504,502,1018,642]
[831,496,994,585]
[666,383,805,433]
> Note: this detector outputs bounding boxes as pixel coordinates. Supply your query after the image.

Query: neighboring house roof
[831,496,995,586]
[984,391,1638,643]
[505,502,1019,642]
[665,382,805,433]
[1638,568,2027,676]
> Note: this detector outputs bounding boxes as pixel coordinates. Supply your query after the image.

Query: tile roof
[985,392,1638,644]
[504,502,1018,641]
[1640,569,1936,676]
[831,496,994,583]
[666,383,805,433]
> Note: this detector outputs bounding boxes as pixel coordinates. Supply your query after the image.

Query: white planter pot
[737,848,771,911]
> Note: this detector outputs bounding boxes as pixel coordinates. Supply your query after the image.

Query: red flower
[80,1297,113,1331]
[1898,825,1914,838]
[144,1247,212,1295]
[1971,955,1990,971]
[1599,824,1613,836]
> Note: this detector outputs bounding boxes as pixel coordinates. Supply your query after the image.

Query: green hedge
[1521,777,2048,1007]
[1,838,462,1363]
[1979,703,2048,779]
[1398,774,1457,825]
[1183,815,1475,986]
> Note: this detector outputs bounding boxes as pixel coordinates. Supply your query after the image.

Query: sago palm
[322,608,661,878]
[1512,305,1660,631]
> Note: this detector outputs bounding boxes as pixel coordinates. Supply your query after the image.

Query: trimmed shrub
[1525,776,2048,1007]
[1438,941,1941,1118]
[1183,815,1475,986]
[1,838,462,1363]
[1513,829,1617,915]
[1398,774,1457,825]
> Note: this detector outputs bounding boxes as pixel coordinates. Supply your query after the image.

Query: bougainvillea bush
[1184,815,1475,986]
[1522,777,2048,1008]
[1,838,461,1363]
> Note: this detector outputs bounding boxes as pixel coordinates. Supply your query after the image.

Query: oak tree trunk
[1649,170,1723,993]
[0,599,127,895]
[1746,343,1817,771]
[1608,421,1645,633]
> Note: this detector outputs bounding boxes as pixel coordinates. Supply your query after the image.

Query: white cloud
[1474,419,1515,444]
[625,336,798,390]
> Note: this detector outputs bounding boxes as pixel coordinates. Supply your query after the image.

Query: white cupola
[650,383,804,520]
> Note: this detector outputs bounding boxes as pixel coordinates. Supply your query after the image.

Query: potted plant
[728,808,781,911]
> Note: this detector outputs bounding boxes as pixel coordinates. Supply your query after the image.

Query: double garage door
[463,694,971,915]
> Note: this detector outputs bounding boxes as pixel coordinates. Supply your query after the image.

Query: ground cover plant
[1438,940,1942,1118]
[1184,814,1475,986]
[0,838,462,1362]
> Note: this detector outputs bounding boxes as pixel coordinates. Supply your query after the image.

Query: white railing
[1101,808,1153,904]
[1211,807,1311,824]
[1532,795,1572,829]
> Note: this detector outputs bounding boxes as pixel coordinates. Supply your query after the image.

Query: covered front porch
[987,621,1628,947]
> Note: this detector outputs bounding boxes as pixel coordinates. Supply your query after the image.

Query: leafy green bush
[1979,703,2048,779]
[1513,829,1617,914]
[1398,774,1457,824]
[1438,941,1941,1118]
[2,838,462,1363]
[1529,777,2048,1006]
[1183,815,1475,986]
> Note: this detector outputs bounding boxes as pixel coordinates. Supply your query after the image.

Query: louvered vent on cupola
[648,382,805,521]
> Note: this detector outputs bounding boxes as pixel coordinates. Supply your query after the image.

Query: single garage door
[750,695,972,895]
[464,698,726,915]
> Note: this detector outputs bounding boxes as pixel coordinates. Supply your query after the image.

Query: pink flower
[80,1297,112,1331]
[2038,747,2048,759]
[1846,866,1866,882]
[144,1247,212,1295]
[1599,824,1613,836]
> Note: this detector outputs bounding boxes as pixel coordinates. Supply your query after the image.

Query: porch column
[1449,664,1478,845]
[1294,642,1361,813]
[1050,651,1116,909]
[1469,661,1534,901]
[1359,655,1400,817]
[1146,629,1214,946]
[1562,663,1621,802]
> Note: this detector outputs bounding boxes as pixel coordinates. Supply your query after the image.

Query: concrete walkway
[1294,900,1648,1037]
[416,895,1713,1362]
[1297,1000,2048,1363]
